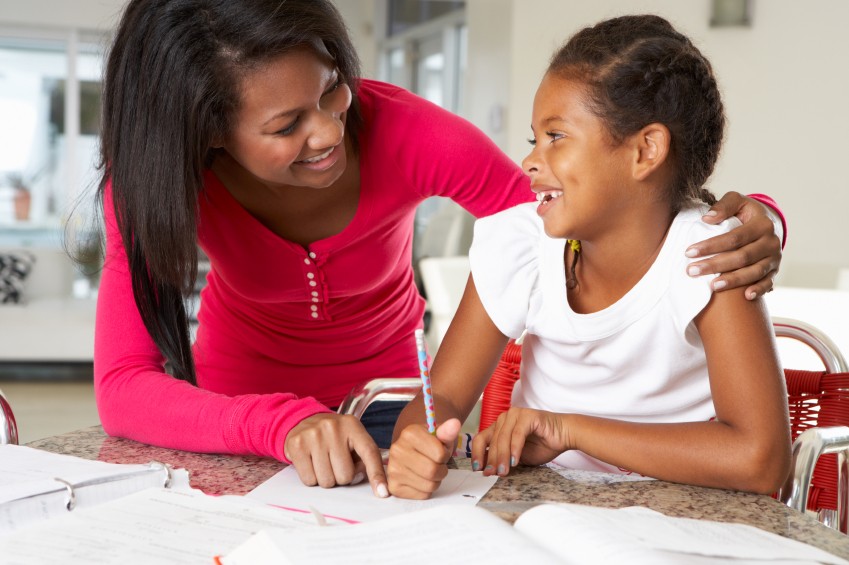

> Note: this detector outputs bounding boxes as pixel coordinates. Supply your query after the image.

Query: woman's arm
[474,288,792,494]
[96,188,387,495]
[387,275,508,499]
[687,192,784,300]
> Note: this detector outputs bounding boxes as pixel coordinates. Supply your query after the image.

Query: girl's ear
[631,123,670,181]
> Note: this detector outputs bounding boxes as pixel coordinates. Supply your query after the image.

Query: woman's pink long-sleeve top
[94,80,531,461]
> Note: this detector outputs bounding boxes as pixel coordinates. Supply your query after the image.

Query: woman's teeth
[536,190,563,204]
[299,148,333,164]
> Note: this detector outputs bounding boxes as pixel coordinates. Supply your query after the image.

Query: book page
[0,488,328,565]
[247,466,497,523]
[514,504,849,565]
[220,504,561,565]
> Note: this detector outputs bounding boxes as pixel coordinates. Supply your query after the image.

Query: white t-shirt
[469,202,741,474]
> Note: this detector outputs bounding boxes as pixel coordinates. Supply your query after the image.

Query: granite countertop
[28,426,849,560]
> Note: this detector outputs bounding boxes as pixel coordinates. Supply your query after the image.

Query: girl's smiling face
[523,73,633,241]
[221,46,352,190]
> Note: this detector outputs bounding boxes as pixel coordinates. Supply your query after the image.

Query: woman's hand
[685,192,782,300]
[284,413,389,498]
[386,418,461,500]
[472,408,572,476]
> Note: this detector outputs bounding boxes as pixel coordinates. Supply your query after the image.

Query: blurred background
[1,0,847,443]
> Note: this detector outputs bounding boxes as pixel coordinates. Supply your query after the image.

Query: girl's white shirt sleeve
[469,203,541,339]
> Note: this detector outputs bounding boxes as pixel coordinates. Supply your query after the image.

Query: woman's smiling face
[221,46,353,190]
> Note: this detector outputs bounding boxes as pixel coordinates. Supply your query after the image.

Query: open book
[0,444,190,534]
[218,502,849,565]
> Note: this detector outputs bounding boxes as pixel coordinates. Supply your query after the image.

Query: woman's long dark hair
[98,0,362,384]
[549,15,724,210]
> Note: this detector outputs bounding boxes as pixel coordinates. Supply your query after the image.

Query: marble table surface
[28,425,849,560]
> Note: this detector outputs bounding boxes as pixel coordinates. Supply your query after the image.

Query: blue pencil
[414,329,436,434]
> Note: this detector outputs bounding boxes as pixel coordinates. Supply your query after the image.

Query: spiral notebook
[0,444,191,534]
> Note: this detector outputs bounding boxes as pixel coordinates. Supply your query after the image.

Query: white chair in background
[418,256,471,353]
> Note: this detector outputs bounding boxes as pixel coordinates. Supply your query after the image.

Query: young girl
[388,14,791,498]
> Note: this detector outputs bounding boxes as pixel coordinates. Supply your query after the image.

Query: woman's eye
[276,118,299,136]
[527,137,537,146]
[323,77,341,96]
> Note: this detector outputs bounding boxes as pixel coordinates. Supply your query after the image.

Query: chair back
[773,317,849,531]
[336,378,423,419]
[479,339,522,431]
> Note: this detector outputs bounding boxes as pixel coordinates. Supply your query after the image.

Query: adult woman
[96,0,784,498]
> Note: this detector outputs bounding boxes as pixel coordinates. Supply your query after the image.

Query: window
[377,0,469,266]
[379,1,466,113]
[0,30,105,231]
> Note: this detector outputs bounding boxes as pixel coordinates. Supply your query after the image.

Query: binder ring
[149,460,173,488]
[54,477,76,511]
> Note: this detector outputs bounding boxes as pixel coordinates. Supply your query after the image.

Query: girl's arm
[474,287,792,494]
[387,276,508,499]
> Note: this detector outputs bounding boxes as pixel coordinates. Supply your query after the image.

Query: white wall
[0,0,124,31]
[2,0,844,288]
[496,0,849,288]
[332,0,378,78]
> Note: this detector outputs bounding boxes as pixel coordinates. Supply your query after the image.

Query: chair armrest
[777,425,849,532]
[0,390,18,445]
[336,378,422,419]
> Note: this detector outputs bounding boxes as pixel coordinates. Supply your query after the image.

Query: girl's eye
[527,137,537,146]
[276,117,299,136]
[546,131,565,143]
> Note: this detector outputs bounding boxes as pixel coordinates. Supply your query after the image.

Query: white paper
[515,504,849,565]
[544,463,656,484]
[220,504,559,565]
[0,488,330,565]
[247,466,497,523]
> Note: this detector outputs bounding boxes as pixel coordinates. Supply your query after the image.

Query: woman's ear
[631,123,670,181]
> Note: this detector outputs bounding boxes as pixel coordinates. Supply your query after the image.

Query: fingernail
[376,483,389,498]
[685,248,699,258]
[713,280,727,290]
[746,290,757,300]
[484,465,494,473]
[704,210,718,217]
[497,464,506,475]
[510,456,516,467]
[687,265,701,276]
[351,472,365,485]
[472,460,480,471]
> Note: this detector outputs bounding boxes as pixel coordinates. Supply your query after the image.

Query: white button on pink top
[304,251,323,320]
